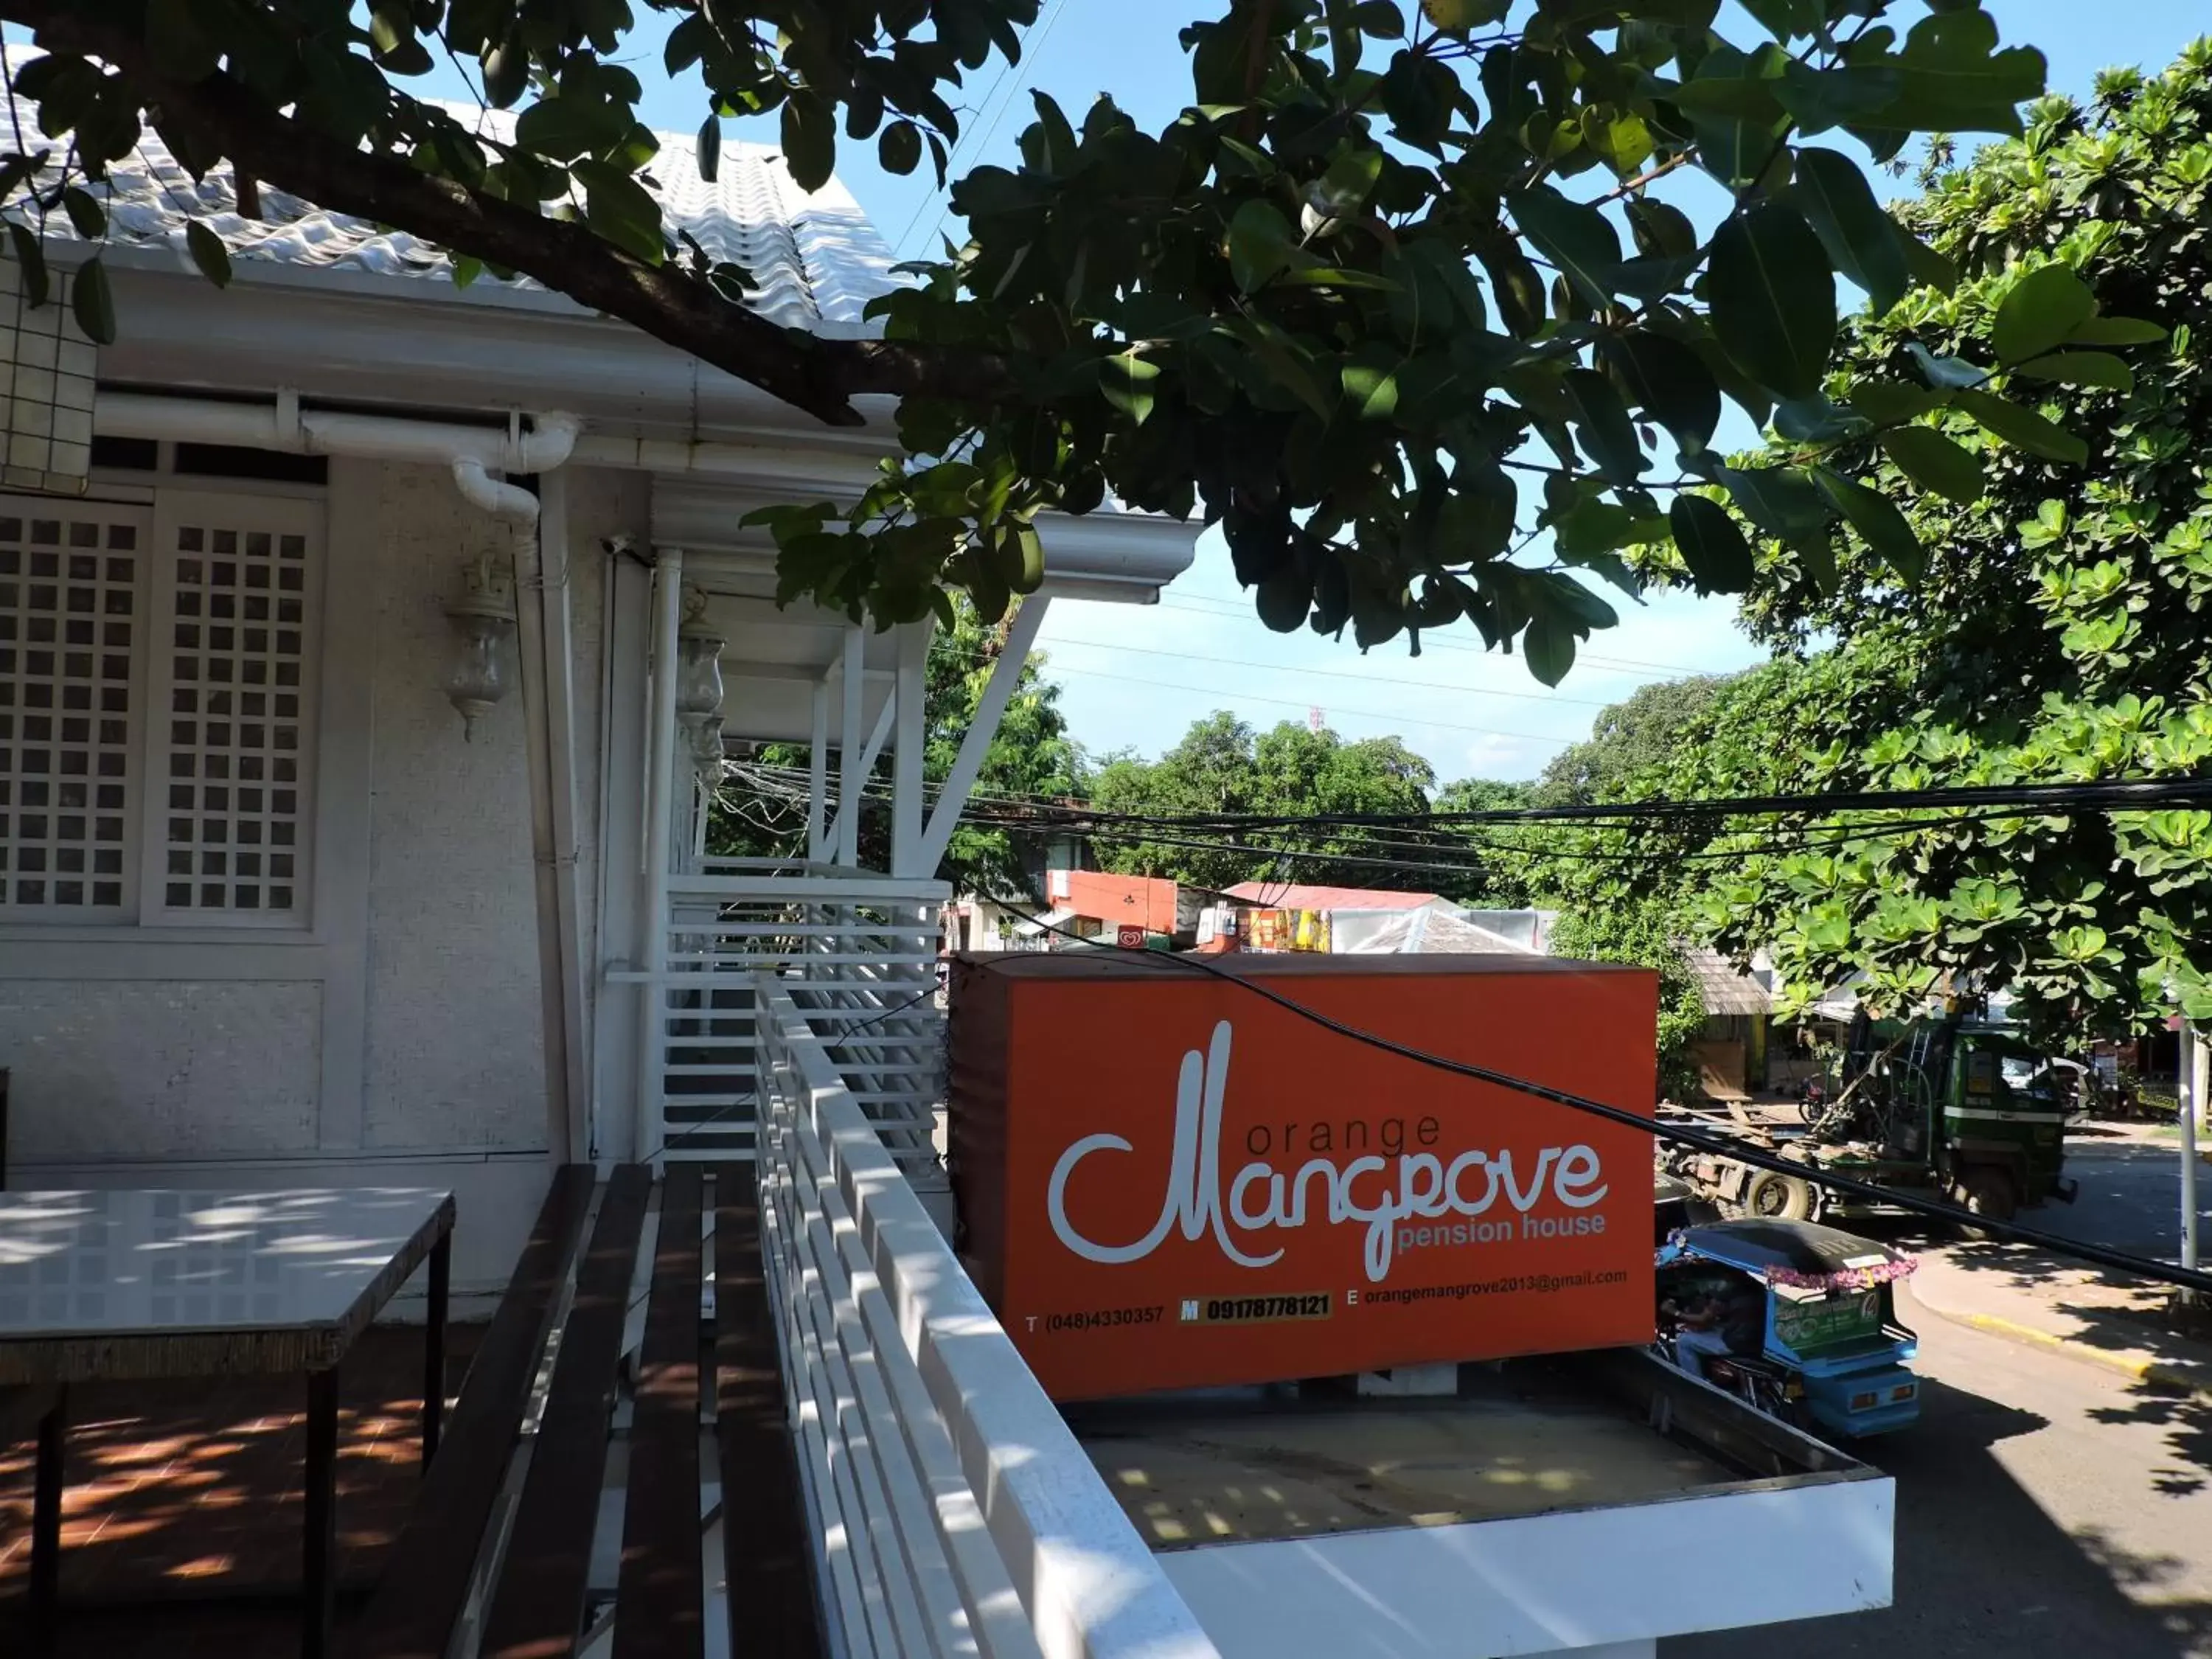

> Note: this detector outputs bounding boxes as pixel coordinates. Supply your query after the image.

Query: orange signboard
[946,953,1657,1400]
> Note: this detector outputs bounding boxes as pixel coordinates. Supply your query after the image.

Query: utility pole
[2183,1015,2201,1277]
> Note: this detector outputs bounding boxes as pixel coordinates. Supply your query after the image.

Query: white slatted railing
[753,979,1222,1659]
[652,863,947,1165]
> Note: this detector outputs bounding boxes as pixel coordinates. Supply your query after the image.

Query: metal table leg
[422,1229,451,1470]
[29,1384,65,1658]
[303,1366,339,1659]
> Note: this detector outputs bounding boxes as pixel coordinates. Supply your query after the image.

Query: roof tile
[3,83,897,334]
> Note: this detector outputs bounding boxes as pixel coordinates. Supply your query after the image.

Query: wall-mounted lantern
[442,552,516,740]
[675,584,727,787]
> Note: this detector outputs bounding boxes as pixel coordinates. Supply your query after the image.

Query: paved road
[1667,1296,2212,1659]
[2037,1138,2211,1260]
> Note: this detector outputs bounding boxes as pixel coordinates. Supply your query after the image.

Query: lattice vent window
[151,504,319,922]
[0,506,142,914]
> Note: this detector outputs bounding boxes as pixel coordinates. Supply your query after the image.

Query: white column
[635,547,684,1165]
[917,597,1049,877]
[836,625,865,868]
[889,619,933,877]
[807,679,830,863]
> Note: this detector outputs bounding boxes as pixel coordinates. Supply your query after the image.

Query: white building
[0,93,1892,1659]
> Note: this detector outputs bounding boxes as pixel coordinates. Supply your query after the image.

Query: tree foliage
[1086,712,1449,893]
[1503,48,2212,1040]
[1689,49,2212,1032]
[1,0,2127,679]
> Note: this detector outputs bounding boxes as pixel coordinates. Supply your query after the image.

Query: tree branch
[5,1,1020,428]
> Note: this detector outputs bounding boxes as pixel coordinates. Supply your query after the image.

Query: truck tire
[1957,1164,2020,1233]
[1744,1170,1815,1221]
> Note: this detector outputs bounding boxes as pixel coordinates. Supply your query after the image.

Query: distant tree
[1433,777,1534,815]
[710,597,1078,897]
[1532,676,1733,805]
[1087,714,1456,895]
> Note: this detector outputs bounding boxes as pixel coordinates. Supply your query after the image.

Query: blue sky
[95,3,2209,782]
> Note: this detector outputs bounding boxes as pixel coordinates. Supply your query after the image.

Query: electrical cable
[977,897,2212,1297]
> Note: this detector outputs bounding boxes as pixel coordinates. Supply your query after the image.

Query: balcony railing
[650,858,947,1166]
[753,978,1222,1659]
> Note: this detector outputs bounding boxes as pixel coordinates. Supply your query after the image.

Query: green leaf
[697,115,722,184]
[184,220,232,289]
[1790,148,1910,315]
[1551,498,1634,558]
[1312,145,1383,216]
[60,187,105,240]
[1601,330,1721,456]
[1226,199,1297,293]
[1523,613,1576,686]
[1814,465,1924,583]
[1340,358,1399,422]
[1954,388,2089,465]
[1879,426,1982,505]
[1707,203,1837,400]
[1669,494,1757,591]
[515,95,627,163]
[1718,464,1832,538]
[1891,226,1956,297]
[5,220,48,307]
[1099,352,1160,424]
[1420,0,1509,40]
[70,255,116,345]
[1509,184,1622,310]
[1992,264,2098,364]
[1354,0,1406,38]
[1868,7,2048,136]
[1905,342,1988,390]
[1773,62,1904,135]
[1256,564,1312,632]
[2065,316,2166,347]
[879,119,922,177]
[1563,368,1646,486]
[571,159,665,263]
[2011,349,2134,392]
[1225,316,1333,420]
[483,35,529,109]
[781,93,835,192]
[1847,380,1946,424]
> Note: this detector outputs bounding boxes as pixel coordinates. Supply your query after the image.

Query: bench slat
[346,1162,596,1659]
[483,1163,653,1659]
[714,1164,827,1659]
[614,1164,705,1659]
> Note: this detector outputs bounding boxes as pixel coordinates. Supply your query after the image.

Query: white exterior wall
[0,459,649,1297]
[360,462,546,1150]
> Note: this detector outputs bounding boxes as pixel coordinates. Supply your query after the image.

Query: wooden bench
[346,1163,824,1659]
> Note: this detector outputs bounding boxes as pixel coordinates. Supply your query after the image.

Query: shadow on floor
[0,1324,477,1659]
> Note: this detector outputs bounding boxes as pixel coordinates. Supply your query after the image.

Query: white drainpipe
[93,389,591,1168]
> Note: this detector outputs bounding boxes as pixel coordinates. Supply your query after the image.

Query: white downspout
[448,429,588,1169]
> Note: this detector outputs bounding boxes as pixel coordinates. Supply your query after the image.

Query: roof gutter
[94,388,592,1167]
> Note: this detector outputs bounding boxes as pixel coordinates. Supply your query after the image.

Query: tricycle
[1655,1218,1921,1439]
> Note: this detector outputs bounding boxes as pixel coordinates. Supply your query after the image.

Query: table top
[0,1188,453,1377]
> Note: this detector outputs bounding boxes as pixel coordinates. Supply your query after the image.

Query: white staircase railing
[651,860,947,1165]
[753,978,1222,1659]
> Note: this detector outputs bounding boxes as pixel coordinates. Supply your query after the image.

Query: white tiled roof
[3,86,897,334]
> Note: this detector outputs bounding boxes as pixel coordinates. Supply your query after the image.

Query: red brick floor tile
[0,1323,482,1659]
